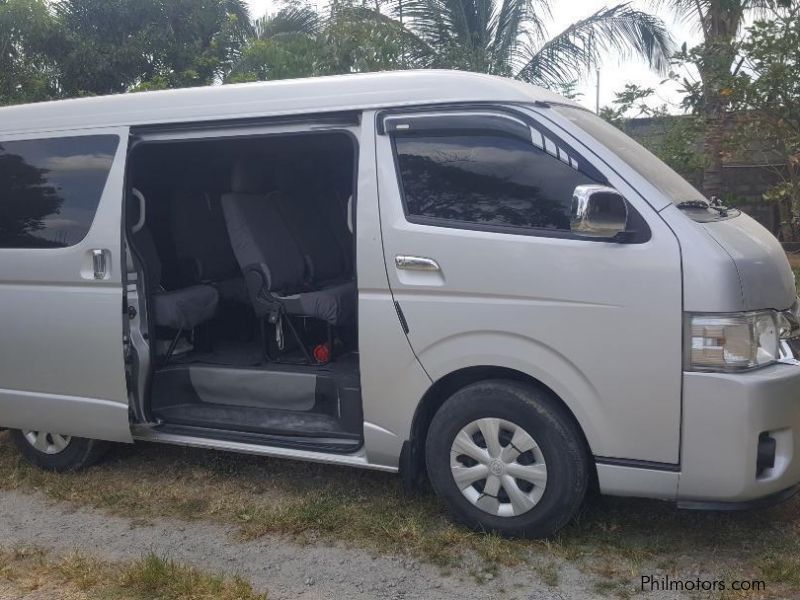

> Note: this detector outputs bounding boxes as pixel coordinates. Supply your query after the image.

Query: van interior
[125,131,362,452]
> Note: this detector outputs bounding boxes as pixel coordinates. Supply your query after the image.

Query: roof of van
[0,70,577,136]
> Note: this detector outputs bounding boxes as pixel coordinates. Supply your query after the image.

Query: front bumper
[678,364,800,503]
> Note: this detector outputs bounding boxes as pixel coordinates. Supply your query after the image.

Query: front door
[0,127,131,442]
[375,107,683,465]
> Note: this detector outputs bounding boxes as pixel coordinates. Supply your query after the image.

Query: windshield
[551,105,706,206]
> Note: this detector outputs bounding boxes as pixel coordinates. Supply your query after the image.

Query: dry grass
[792,265,800,290]
[1,433,800,598]
[0,546,266,600]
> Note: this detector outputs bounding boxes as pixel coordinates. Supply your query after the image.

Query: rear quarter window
[0,135,119,248]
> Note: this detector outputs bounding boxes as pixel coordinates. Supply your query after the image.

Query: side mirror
[570,185,629,240]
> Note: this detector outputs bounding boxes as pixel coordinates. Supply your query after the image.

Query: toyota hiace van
[1,71,798,537]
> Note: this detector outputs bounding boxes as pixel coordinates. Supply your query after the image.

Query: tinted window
[395,133,600,231]
[0,135,119,248]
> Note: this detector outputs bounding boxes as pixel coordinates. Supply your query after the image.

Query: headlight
[688,311,780,371]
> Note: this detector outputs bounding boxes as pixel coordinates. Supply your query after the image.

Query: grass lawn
[1,433,799,598]
[0,547,266,600]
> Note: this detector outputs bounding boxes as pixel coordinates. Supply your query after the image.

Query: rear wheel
[425,380,589,538]
[11,429,107,472]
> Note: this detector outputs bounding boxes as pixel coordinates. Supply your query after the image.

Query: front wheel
[425,380,589,538]
[11,429,107,472]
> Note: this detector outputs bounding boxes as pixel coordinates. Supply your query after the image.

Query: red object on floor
[313,343,331,364]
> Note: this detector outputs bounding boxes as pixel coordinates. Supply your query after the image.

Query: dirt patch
[0,490,598,599]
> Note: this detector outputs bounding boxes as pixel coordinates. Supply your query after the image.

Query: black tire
[10,430,108,472]
[425,379,589,538]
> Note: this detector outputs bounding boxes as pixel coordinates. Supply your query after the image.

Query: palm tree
[233,3,431,81]
[655,0,774,198]
[252,3,323,40]
[396,0,674,87]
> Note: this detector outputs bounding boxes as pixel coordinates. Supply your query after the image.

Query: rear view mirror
[570,185,629,240]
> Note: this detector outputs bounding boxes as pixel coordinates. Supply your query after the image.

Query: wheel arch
[400,365,596,491]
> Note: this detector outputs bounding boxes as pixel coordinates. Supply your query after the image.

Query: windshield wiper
[677,200,710,210]
[677,197,731,217]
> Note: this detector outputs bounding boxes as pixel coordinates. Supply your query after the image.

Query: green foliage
[668,39,746,116]
[739,14,800,156]
[556,80,582,101]
[599,83,658,124]
[654,1,783,197]
[0,0,676,103]
[598,5,799,235]
[0,0,60,105]
[735,9,800,239]
[600,83,705,182]
[229,36,323,82]
[230,0,674,91]
[656,115,707,184]
[229,3,428,83]
[323,7,424,73]
[53,0,252,96]
[0,0,253,103]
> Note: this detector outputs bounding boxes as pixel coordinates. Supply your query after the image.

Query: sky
[244,0,701,113]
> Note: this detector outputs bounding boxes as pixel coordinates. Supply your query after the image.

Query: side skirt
[131,425,397,473]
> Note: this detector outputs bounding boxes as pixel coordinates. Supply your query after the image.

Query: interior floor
[154,406,356,439]
[170,339,265,368]
[149,353,363,452]
[127,130,362,449]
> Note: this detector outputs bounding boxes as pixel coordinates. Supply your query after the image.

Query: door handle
[395,255,441,272]
[91,249,109,280]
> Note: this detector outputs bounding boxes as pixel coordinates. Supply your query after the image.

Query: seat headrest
[231,160,264,194]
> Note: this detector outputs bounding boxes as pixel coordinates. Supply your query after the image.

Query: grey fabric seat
[279,281,356,326]
[151,284,219,330]
[221,163,355,327]
[169,189,248,304]
[273,190,351,284]
[130,192,219,331]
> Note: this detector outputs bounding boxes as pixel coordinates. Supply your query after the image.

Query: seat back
[269,156,353,282]
[221,162,308,296]
[170,189,240,283]
[274,192,348,283]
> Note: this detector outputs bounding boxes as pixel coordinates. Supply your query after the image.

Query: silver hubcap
[450,418,547,517]
[23,431,72,455]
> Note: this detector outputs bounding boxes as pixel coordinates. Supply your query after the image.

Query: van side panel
[0,128,131,442]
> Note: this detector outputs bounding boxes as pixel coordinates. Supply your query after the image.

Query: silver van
[1,71,798,538]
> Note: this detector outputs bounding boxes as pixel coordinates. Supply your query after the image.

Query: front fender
[415,330,606,457]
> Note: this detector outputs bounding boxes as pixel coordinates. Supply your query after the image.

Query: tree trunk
[789,163,800,242]
[778,198,795,242]
[698,2,738,201]
[701,91,725,200]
